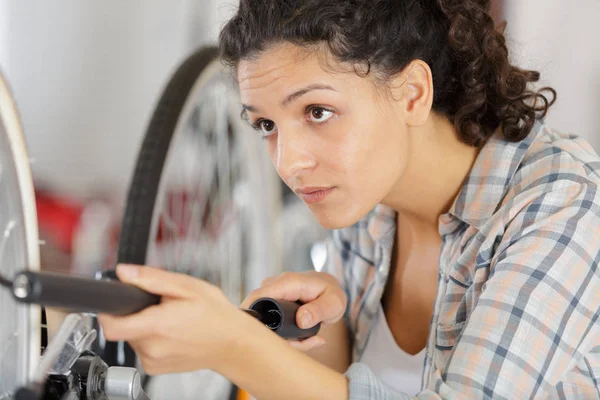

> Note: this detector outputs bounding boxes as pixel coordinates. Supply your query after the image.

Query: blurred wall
[504,0,600,150]
[0,0,229,202]
[0,2,8,67]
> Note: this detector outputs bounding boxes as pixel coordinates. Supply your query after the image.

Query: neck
[382,115,481,230]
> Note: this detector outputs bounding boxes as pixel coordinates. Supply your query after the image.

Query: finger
[240,283,276,309]
[296,291,345,328]
[239,276,278,308]
[288,336,326,352]
[241,273,328,308]
[240,274,290,308]
[260,276,277,287]
[98,306,160,342]
[240,296,254,309]
[116,264,202,298]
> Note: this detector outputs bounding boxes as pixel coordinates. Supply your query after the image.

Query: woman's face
[237,43,411,229]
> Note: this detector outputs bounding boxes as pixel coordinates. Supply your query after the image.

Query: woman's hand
[97,264,256,375]
[241,271,347,352]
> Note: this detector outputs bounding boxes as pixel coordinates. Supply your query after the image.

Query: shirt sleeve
[345,184,600,399]
[346,363,413,400]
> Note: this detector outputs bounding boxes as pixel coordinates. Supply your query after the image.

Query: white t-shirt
[359,305,426,396]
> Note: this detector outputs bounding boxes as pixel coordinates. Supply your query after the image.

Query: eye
[255,119,277,138]
[307,106,334,124]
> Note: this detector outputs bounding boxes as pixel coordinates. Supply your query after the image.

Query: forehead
[236,43,351,93]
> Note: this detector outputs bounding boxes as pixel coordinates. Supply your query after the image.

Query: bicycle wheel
[106,46,282,400]
[0,71,41,399]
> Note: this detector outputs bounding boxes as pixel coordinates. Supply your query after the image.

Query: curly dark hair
[219,0,556,146]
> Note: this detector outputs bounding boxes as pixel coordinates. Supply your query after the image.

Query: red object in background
[155,189,234,244]
[35,189,84,254]
[35,188,122,275]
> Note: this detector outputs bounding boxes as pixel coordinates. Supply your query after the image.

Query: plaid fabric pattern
[323,120,600,399]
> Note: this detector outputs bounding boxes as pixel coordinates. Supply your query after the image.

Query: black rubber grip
[12,271,160,315]
[249,297,321,340]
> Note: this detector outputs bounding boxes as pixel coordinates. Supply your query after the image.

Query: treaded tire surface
[118,46,220,265]
[102,46,223,372]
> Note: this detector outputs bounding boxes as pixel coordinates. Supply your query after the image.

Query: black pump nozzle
[243,297,321,341]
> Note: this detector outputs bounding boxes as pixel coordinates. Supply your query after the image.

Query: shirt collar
[441,120,544,232]
[366,203,396,246]
[366,120,544,240]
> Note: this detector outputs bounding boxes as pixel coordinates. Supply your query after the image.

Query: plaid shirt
[324,120,600,399]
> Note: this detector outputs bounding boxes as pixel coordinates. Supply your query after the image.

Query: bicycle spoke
[119,51,282,400]
[0,220,17,259]
[213,86,237,298]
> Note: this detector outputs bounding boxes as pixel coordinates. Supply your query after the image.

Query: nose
[275,130,316,183]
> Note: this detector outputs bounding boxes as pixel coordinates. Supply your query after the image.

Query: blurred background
[0,0,599,283]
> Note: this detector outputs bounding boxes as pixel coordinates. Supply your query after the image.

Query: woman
[98,0,600,398]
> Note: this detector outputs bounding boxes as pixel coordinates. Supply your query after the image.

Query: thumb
[116,264,199,298]
[296,291,345,329]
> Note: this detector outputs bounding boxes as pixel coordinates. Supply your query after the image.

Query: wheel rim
[147,60,278,301]
[144,58,281,399]
[0,71,41,398]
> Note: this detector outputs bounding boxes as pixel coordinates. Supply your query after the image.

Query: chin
[308,203,368,230]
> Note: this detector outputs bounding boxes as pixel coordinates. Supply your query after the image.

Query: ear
[390,60,434,127]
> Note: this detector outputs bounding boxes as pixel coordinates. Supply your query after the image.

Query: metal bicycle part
[99,46,282,400]
[104,367,149,400]
[0,70,41,398]
[13,313,151,400]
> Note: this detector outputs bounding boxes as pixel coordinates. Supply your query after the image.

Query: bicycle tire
[103,45,282,400]
[118,46,221,266]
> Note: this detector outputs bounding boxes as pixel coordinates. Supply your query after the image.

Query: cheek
[331,118,390,184]
[336,118,406,201]
[266,139,277,163]
[319,116,372,175]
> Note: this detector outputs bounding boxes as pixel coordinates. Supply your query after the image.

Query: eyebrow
[241,83,337,117]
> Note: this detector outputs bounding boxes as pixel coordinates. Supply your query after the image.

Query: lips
[295,187,335,204]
